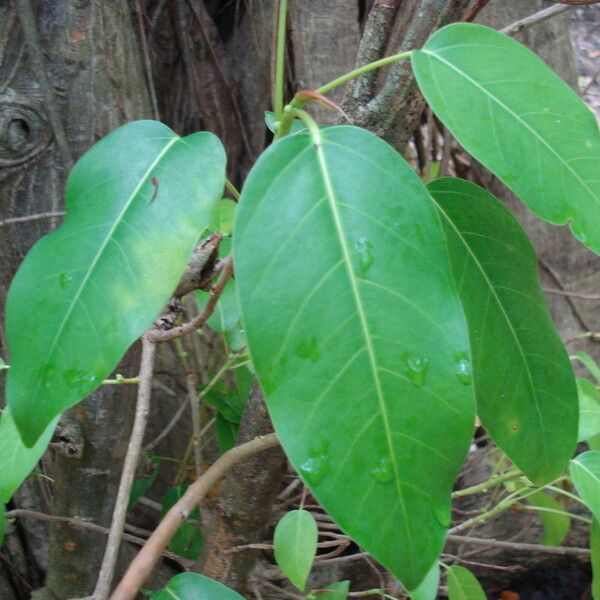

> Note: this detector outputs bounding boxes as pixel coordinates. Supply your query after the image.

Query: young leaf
[447,566,486,600]
[413,23,600,255]
[578,378,600,443]
[429,177,577,484]
[0,407,57,502]
[408,563,440,600]
[6,120,226,446]
[128,457,160,510]
[591,519,600,600]
[150,573,244,600]
[516,485,569,546]
[215,413,239,454]
[234,125,474,589]
[160,485,203,559]
[570,451,600,520]
[314,581,350,600]
[575,351,600,385]
[196,280,241,333]
[274,509,318,591]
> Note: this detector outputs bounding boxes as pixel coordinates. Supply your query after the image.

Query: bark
[0,0,152,597]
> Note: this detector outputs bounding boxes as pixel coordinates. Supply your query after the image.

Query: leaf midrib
[421,48,598,209]
[312,132,416,579]
[33,135,179,401]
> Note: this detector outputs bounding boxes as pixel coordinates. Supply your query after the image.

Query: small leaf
[264,111,307,135]
[0,407,57,502]
[578,378,600,442]
[6,120,226,446]
[519,486,569,546]
[314,581,350,600]
[160,485,203,559]
[575,352,600,385]
[274,509,318,591]
[570,451,600,519]
[591,519,600,600]
[150,573,244,600]
[408,563,440,600]
[204,381,245,424]
[413,23,600,255]
[447,566,486,600]
[429,177,577,484]
[215,414,239,454]
[196,280,241,333]
[210,198,236,234]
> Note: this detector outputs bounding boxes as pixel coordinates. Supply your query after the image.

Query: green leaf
[575,351,600,385]
[447,566,486,600]
[0,407,57,502]
[150,573,244,600]
[204,381,245,424]
[265,111,307,135]
[160,485,203,559]
[408,563,440,600]
[274,509,318,591]
[413,23,600,255]
[128,457,160,510]
[215,413,239,454]
[591,519,600,600]
[234,125,474,589]
[429,177,577,484]
[314,581,350,600]
[570,451,600,519]
[210,198,236,234]
[196,280,241,333]
[517,485,569,546]
[578,378,600,443]
[6,120,226,446]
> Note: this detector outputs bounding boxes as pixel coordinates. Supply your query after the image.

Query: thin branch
[92,335,157,600]
[464,0,491,22]
[143,396,189,452]
[14,0,73,168]
[544,288,600,301]
[500,4,572,36]
[446,534,590,557]
[147,256,233,343]
[0,212,65,227]
[3,509,192,569]
[109,432,279,600]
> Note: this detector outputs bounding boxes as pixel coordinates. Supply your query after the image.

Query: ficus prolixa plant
[1,16,600,600]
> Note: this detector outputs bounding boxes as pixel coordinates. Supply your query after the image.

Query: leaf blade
[234,126,474,588]
[429,177,577,484]
[150,573,244,600]
[6,120,226,445]
[413,23,600,254]
[447,566,486,600]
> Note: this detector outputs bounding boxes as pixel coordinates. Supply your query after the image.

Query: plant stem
[225,177,241,201]
[452,469,523,498]
[274,0,289,121]
[522,504,592,525]
[315,51,413,96]
[102,377,140,385]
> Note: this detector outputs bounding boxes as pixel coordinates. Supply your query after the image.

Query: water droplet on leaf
[59,273,72,290]
[354,237,374,274]
[299,442,331,486]
[454,352,472,386]
[401,353,428,387]
[370,456,394,483]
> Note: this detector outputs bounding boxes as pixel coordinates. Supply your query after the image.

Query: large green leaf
[234,125,474,589]
[408,563,440,600]
[570,451,600,520]
[0,407,57,502]
[274,509,318,591]
[447,566,486,600]
[413,23,600,254]
[429,177,577,484]
[150,573,243,600]
[6,120,226,446]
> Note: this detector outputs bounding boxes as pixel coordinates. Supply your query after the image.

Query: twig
[14,0,73,169]
[143,396,189,452]
[0,212,65,227]
[92,335,157,600]
[109,432,279,600]
[134,0,159,120]
[446,534,590,557]
[543,288,600,300]
[147,257,233,343]
[500,4,572,36]
[3,509,192,569]
[464,0,491,22]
